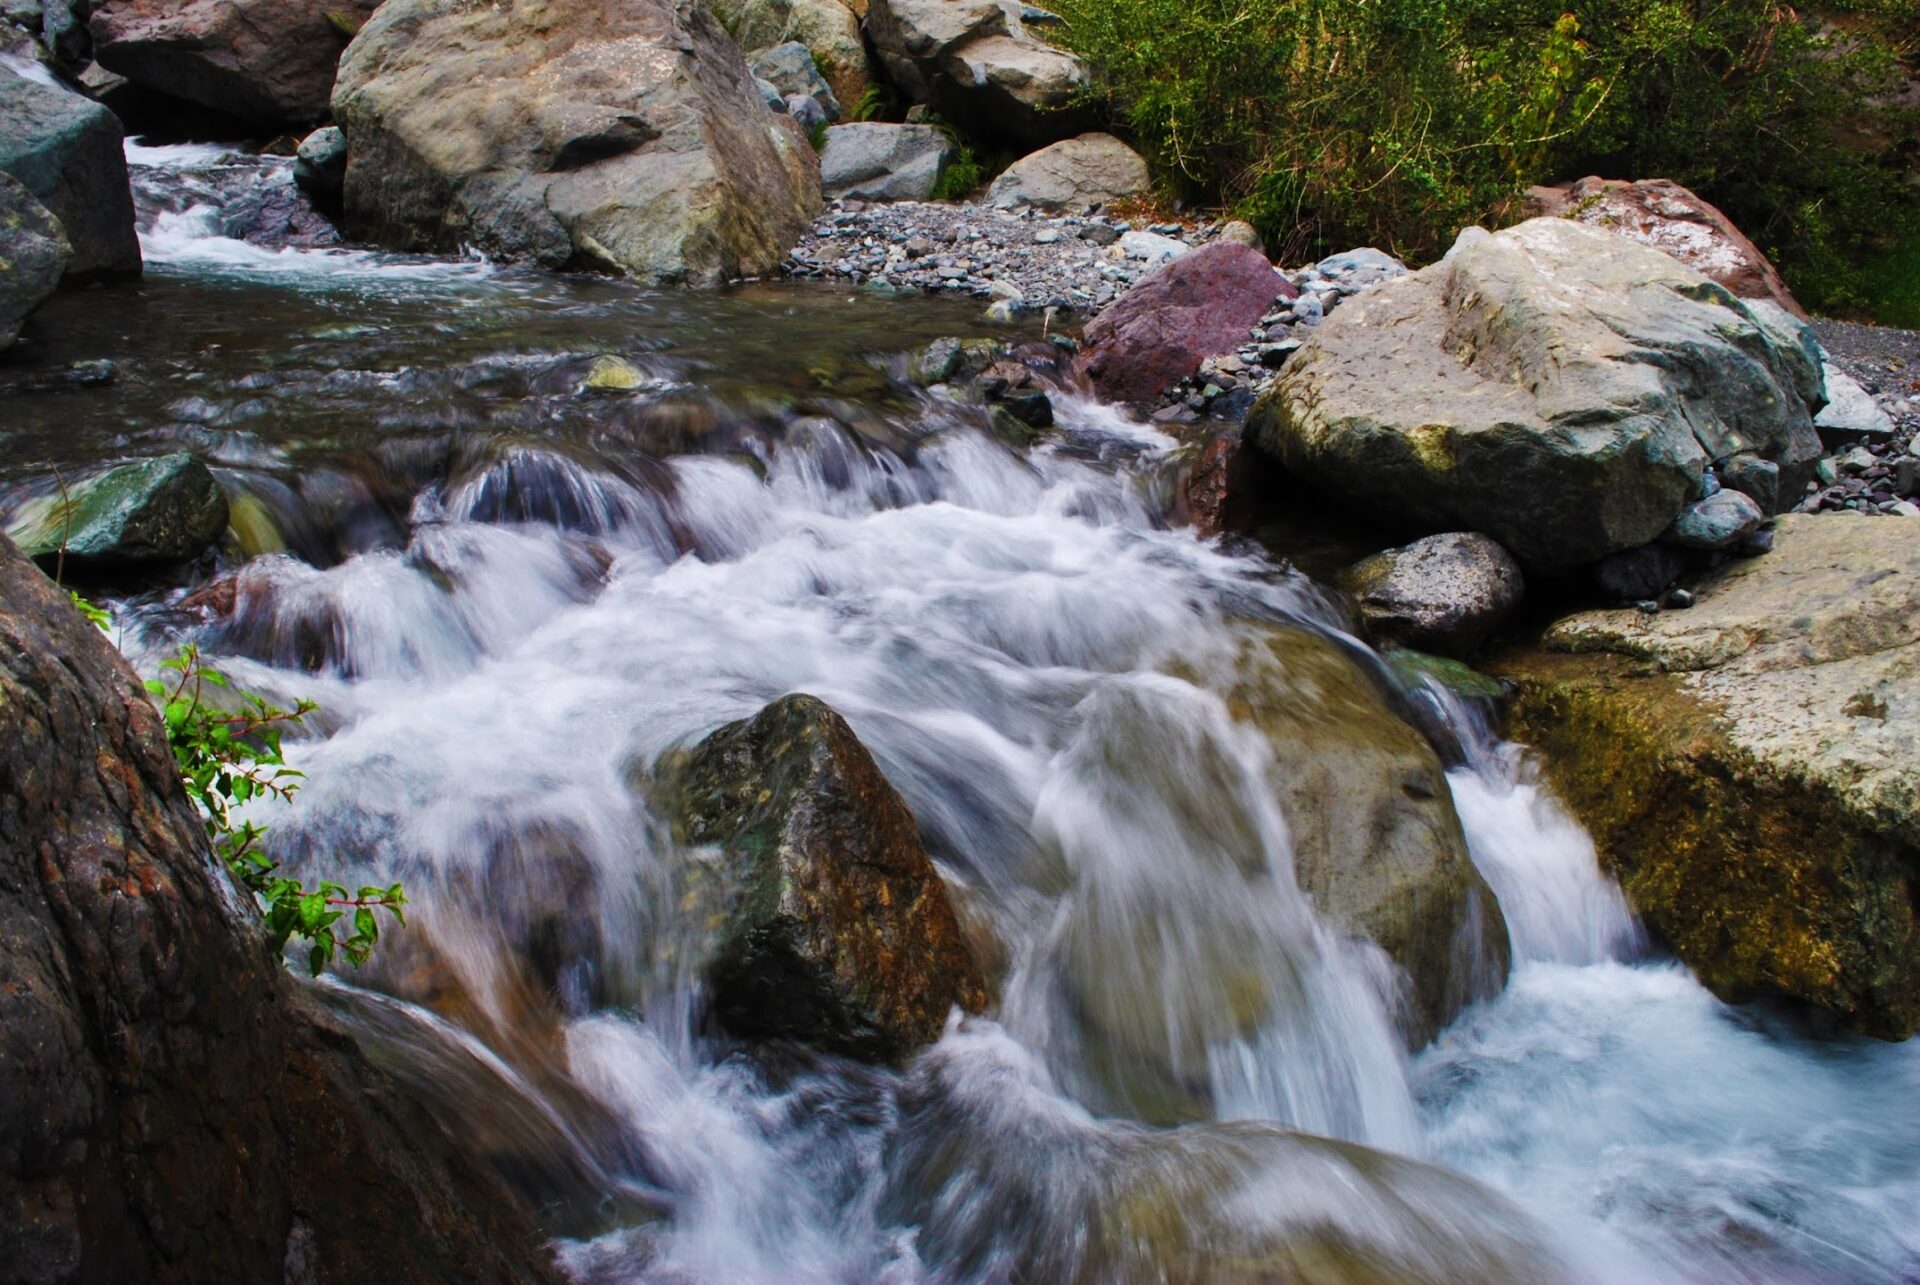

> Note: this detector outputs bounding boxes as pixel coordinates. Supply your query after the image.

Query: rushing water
[6,142,1918,1283]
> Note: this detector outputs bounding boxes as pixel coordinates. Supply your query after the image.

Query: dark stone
[0,66,140,281]
[0,535,562,1285]
[1719,452,1781,513]
[996,388,1054,428]
[0,169,67,348]
[1180,431,1258,538]
[1595,543,1685,603]
[655,694,987,1062]
[1339,532,1525,658]
[1663,489,1764,550]
[6,453,229,567]
[1078,243,1293,405]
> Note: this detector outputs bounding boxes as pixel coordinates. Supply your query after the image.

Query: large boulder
[89,0,381,128]
[985,131,1148,212]
[6,453,229,568]
[751,41,840,121]
[1228,626,1509,1044]
[865,0,1093,146]
[331,0,822,287]
[1340,533,1525,659]
[654,693,988,1062]
[1247,219,1824,569]
[711,0,871,110]
[1527,176,1806,318]
[1078,242,1291,405]
[1499,513,1920,1038]
[0,169,68,349]
[818,122,953,200]
[0,62,140,281]
[0,534,561,1283]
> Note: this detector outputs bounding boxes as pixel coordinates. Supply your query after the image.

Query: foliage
[808,120,831,152]
[932,143,987,200]
[69,595,406,974]
[1044,0,1920,317]
[851,83,896,122]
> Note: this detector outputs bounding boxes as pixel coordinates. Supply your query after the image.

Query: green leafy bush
[1046,0,1918,316]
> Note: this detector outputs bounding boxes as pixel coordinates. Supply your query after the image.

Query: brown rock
[91,0,381,128]
[1526,176,1805,319]
[0,534,560,1284]
[1180,430,1260,538]
[1079,242,1292,406]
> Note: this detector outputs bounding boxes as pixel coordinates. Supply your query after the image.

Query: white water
[93,142,1920,1282]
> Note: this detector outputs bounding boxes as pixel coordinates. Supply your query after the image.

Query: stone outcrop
[866,0,1093,146]
[711,0,871,109]
[1079,242,1291,405]
[0,62,140,281]
[655,693,987,1062]
[89,0,380,128]
[818,122,953,201]
[1527,176,1805,318]
[985,132,1148,212]
[6,453,229,568]
[332,0,822,286]
[0,534,561,1284]
[1340,533,1525,659]
[1499,513,1920,1038]
[1247,219,1823,569]
[0,169,67,348]
[1229,626,1509,1043]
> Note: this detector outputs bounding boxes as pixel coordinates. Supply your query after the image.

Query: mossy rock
[7,453,229,567]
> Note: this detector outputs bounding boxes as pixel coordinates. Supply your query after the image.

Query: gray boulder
[986,131,1147,212]
[6,453,229,567]
[818,122,953,201]
[0,62,139,281]
[291,124,346,203]
[785,93,830,132]
[89,0,381,127]
[710,0,872,110]
[752,40,839,121]
[1664,489,1763,551]
[1815,363,1896,440]
[332,0,822,287]
[0,169,67,349]
[1339,533,1524,658]
[1247,219,1823,568]
[866,0,1093,146]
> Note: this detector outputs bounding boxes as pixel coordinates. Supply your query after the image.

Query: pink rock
[1078,242,1294,405]
[1525,177,1805,318]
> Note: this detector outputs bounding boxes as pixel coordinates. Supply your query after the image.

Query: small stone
[1737,529,1776,557]
[1636,599,1661,615]
[1034,228,1061,244]
[1891,501,1920,518]
[1660,587,1695,610]
[1664,490,1764,550]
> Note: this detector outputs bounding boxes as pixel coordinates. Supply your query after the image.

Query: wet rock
[332,0,821,286]
[751,40,840,122]
[0,535,563,1285]
[1079,242,1292,405]
[655,693,987,1061]
[711,0,872,109]
[89,0,379,127]
[1526,176,1805,317]
[1230,627,1509,1043]
[1247,219,1823,569]
[817,123,954,201]
[6,453,229,567]
[1501,513,1920,1037]
[1179,431,1259,538]
[1594,542,1685,603]
[1340,532,1525,659]
[292,124,346,203]
[866,0,1093,146]
[909,334,1002,385]
[0,169,66,348]
[0,60,140,280]
[985,132,1148,212]
[1663,488,1763,550]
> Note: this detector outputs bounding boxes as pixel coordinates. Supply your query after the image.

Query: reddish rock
[1526,177,1805,318]
[1078,243,1293,405]
[1180,431,1261,538]
[91,0,381,127]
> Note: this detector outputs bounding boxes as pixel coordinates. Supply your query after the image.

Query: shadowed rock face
[0,170,68,349]
[90,0,382,128]
[0,66,140,282]
[1247,219,1824,569]
[332,0,822,287]
[655,693,987,1062]
[0,534,561,1285]
[866,0,1094,147]
[1501,513,1920,1038]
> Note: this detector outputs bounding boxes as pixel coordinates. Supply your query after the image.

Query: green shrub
[933,144,988,200]
[1046,0,1919,317]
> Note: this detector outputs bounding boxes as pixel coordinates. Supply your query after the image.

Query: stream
[4,140,1917,1283]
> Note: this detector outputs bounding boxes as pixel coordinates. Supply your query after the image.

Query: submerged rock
[0,169,68,348]
[1340,532,1524,659]
[332,0,821,285]
[655,693,987,1061]
[0,61,140,281]
[1501,513,1920,1037]
[89,0,380,127]
[1230,626,1509,1042]
[6,452,229,567]
[0,534,561,1283]
[1247,219,1823,568]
